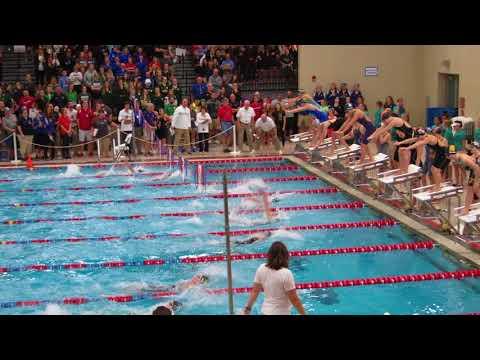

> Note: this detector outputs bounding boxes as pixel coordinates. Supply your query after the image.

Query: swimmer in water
[234,231,272,245]
[152,300,182,315]
[126,163,145,175]
[140,274,209,294]
[248,190,276,221]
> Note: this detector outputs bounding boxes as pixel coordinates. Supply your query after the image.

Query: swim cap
[200,275,209,283]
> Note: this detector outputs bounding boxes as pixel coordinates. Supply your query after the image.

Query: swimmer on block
[334,108,377,164]
[284,93,333,148]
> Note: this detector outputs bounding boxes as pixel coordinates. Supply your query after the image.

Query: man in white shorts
[253,113,282,154]
[236,100,256,152]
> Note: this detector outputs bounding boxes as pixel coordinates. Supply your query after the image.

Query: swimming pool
[0,156,479,315]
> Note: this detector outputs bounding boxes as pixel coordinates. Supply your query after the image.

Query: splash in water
[59,164,82,178]
[40,304,70,315]
[271,229,303,240]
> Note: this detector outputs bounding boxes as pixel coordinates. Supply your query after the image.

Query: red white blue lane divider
[0,175,319,194]
[1,201,365,225]
[208,165,298,174]
[0,241,434,275]
[0,156,284,173]
[1,187,337,209]
[2,268,479,309]
[190,156,283,165]
[0,219,399,246]
[0,171,168,183]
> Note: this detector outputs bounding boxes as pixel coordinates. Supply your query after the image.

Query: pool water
[0,158,479,315]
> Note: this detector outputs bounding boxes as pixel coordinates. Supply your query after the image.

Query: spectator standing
[133,100,146,155]
[195,105,212,152]
[19,90,36,111]
[93,110,111,158]
[155,107,170,149]
[284,90,298,138]
[313,85,325,103]
[118,101,134,155]
[271,102,286,147]
[59,69,70,93]
[66,83,78,104]
[253,113,282,153]
[52,86,68,109]
[374,101,384,128]
[191,77,207,101]
[326,83,338,107]
[243,242,306,315]
[33,106,55,160]
[384,96,395,110]
[236,100,255,153]
[16,107,35,160]
[251,92,263,121]
[209,68,223,91]
[143,103,157,156]
[217,97,234,152]
[445,120,466,186]
[171,98,191,154]
[77,101,95,157]
[57,108,72,159]
[2,108,18,159]
[350,83,363,106]
[164,96,177,116]
[69,65,83,93]
[393,98,406,116]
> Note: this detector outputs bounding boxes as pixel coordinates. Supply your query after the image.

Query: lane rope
[2,268,478,309]
[0,219,398,246]
[208,165,299,174]
[1,187,337,209]
[0,241,434,275]
[0,175,319,194]
[1,201,365,225]
[0,156,284,172]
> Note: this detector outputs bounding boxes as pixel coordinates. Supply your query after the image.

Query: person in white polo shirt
[195,105,212,152]
[236,100,256,152]
[118,101,134,155]
[171,98,192,154]
[254,112,282,154]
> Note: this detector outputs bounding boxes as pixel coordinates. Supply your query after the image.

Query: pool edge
[285,155,480,269]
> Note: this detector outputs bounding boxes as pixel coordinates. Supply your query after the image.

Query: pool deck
[286,155,480,269]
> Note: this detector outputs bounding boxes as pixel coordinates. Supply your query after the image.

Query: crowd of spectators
[0,44,300,160]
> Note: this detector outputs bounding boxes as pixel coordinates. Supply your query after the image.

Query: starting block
[345,153,390,186]
[411,182,463,233]
[376,164,423,203]
[454,202,480,236]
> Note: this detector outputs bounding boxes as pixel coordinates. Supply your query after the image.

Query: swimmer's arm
[243,282,262,315]
[395,137,417,146]
[341,130,354,141]
[405,138,428,151]
[287,289,306,315]
[368,121,395,141]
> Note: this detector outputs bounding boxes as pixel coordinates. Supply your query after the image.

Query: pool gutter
[286,155,480,269]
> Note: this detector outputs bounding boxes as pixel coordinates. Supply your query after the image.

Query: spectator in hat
[445,120,466,186]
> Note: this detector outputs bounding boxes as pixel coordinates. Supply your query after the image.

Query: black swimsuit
[393,122,416,163]
[428,138,449,170]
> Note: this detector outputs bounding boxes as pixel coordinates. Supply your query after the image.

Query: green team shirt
[444,128,465,151]
[164,103,175,116]
[374,109,382,128]
[66,91,78,104]
[475,128,480,143]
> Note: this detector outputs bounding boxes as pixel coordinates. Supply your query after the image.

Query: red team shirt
[77,108,94,131]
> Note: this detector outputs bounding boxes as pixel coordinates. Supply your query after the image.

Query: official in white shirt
[118,101,134,154]
[236,100,256,152]
[195,105,212,152]
[172,98,192,154]
[254,113,282,153]
[243,241,306,315]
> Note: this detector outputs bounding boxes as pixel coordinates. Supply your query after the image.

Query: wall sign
[364,66,378,77]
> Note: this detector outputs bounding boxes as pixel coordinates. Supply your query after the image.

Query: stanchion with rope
[11,133,21,165]
[231,124,241,156]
